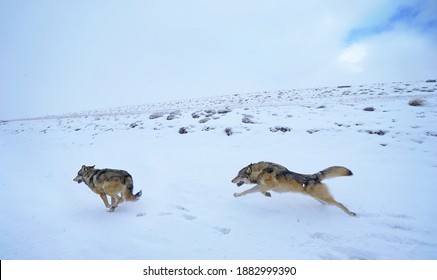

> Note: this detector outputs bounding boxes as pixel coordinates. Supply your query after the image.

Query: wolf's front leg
[234,185,262,197]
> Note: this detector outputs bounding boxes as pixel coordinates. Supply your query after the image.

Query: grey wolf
[231,161,356,216]
[73,165,142,211]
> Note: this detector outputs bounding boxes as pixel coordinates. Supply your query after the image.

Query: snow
[1,80,436,260]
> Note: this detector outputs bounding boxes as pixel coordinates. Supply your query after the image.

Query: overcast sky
[1,0,436,119]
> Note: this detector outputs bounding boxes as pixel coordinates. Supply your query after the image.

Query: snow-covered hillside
[1,80,436,259]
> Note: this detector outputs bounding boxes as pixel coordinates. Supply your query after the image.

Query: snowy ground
[1,80,436,260]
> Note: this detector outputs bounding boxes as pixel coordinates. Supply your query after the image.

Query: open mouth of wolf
[236,181,244,187]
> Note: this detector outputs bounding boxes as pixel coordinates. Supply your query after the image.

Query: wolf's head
[73,165,95,184]
[231,164,254,187]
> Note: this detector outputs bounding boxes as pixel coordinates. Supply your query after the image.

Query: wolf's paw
[108,206,117,212]
[349,211,357,217]
[233,193,241,198]
[264,192,271,197]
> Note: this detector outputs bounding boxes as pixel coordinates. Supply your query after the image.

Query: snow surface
[1,80,436,260]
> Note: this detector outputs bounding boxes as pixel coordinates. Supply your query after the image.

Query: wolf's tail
[123,176,142,201]
[315,166,353,181]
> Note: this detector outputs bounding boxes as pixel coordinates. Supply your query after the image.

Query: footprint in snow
[356,211,426,234]
[175,205,189,212]
[182,214,197,221]
[174,205,198,220]
[214,227,231,235]
[174,205,231,234]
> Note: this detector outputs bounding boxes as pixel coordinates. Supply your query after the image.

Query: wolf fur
[231,161,356,216]
[73,165,142,212]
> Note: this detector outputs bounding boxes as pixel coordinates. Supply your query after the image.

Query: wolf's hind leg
[310,183,356,216]
[108,196,123,212]
[314,198,327,205]
[318,196,356,216]
[110,195,123,207]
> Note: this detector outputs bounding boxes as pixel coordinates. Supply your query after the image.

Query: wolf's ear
[91,165,95,168]
[247,165,252,173]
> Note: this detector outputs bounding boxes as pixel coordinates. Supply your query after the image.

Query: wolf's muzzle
[232,178,245,187]
[73,176,83,184]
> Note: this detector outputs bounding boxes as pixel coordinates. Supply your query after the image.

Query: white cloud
[334,27,437,87]
[337,44,369,73]
[361,31,437,81]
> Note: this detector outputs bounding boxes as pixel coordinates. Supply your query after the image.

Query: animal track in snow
[182,214,197,221]
[214,227,231,235]
[174,205,231,234]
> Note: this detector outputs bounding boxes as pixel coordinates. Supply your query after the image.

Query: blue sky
[345,3,437,44]
[1,0,436,119]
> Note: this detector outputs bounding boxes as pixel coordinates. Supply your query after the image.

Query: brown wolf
[73,165,142,211]
[231,161,356,216]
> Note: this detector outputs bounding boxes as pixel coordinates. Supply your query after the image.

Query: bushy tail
[123,176,142,201]
[316,166,353,181]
